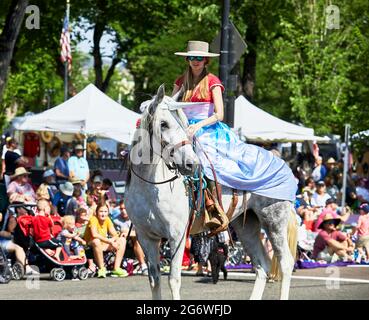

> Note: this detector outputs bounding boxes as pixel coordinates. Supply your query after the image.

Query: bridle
[129,111,192,185]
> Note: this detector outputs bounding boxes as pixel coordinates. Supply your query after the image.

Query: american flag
[60,15,72,72]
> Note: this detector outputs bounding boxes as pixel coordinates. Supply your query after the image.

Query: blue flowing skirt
[190,119,297,202]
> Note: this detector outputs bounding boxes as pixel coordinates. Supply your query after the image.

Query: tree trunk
[241,10,258,102]
[0,0,29,104]
[101,57,121,93]
[93,20,105,90]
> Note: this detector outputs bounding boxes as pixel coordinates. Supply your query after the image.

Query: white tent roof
[234,95,329,142]
[13,84,140,144]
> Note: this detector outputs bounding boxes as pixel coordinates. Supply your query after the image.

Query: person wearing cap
[52,181,74,217]
[312,156,327,182]
[354,203,369,263]
[54,145,71,185]
[6,167,36,204]
[36,169,58,202]
[311,180,331,210]
[68,144,90,190]
[312,213,354,262]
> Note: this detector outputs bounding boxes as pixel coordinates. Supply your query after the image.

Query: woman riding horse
[172,40,297,205]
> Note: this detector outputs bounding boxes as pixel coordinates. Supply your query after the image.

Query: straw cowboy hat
[175,41,219,57]
[318,212,341,229]
[326,157,337,164]
[69,177,83,185]
[11,167,31,179]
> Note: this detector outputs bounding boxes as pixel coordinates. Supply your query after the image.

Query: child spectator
[354,203,369,263]
[75,207,96,276]
[84,202,128,278]
[52,182,74,217]
[57,215,86,259]
[33,199,63,261]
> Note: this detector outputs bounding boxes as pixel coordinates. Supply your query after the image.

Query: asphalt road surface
[1,266,368,300]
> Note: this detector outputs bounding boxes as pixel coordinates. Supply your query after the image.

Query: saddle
[189,175,239,237]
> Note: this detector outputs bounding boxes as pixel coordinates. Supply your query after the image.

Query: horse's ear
[156,84,165,102]
[148,84,165,116]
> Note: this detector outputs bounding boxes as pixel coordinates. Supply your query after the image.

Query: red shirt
[175,73,224,103]
[312,230,347,258]
[32,215,53,243]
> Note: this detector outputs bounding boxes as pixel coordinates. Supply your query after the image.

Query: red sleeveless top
[174,73,224,103]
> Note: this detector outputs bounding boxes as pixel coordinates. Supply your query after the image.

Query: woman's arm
[187,86,224,136]
[90,226,112,244]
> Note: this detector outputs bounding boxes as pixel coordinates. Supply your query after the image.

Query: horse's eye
[161,121,169,129]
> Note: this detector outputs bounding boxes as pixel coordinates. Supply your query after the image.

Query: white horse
[125,85,297,300]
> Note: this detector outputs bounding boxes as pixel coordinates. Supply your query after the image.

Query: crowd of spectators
[0,138,148,279]
[1,135,369,281]
[293,154,369,264]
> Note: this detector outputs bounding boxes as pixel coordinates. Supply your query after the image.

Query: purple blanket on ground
[226,261,369,270]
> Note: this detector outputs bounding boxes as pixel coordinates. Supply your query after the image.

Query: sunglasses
[187,56,205,62]
[324,220,336,225]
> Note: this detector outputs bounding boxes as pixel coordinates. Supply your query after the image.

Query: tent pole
[83,136,87,159]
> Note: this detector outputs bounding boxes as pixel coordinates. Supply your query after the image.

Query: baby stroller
[0,245,12,284]
[14,210,89,282]
[1,203,37,281]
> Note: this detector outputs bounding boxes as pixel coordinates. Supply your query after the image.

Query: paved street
[1,266,368,300]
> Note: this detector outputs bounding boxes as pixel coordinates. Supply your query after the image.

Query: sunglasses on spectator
[187,56,205,62]
[324,220,336,225]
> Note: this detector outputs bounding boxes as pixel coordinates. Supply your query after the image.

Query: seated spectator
[295,196,319,231]
[75,207,95,275]
[0,205,37,276]
[54,145,71,185]
[36,169,58,202]
[52,182,74,217]
[83,202,128,278]
[7,167,36,204]
[86,189,98,216]
[356,178,369,203]
[324,176,339,201]
[64,188,80,217]
[311,181,331,209]
[57,215,86,259]
[113,201,148,275]
[102,178,113,200]
[32,199,63,261]
[354,203,369,263]
[302,177,315,206]
[312,213,354,263]
[314,199,350,232]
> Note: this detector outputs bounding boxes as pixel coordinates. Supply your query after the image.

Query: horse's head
[133,84,199,176]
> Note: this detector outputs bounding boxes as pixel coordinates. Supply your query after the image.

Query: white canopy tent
[234,95,329,142]
[13,84,140,145]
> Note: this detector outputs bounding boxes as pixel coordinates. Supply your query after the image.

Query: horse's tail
[269,207,298,281]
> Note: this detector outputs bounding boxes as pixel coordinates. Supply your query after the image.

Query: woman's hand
[186,124,201,137]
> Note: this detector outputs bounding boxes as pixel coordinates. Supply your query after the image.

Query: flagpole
[64,0,70,101]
